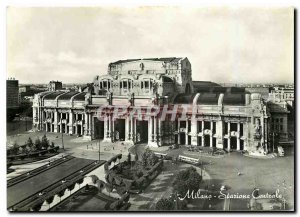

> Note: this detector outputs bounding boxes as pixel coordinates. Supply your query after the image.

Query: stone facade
[32,57,288,152]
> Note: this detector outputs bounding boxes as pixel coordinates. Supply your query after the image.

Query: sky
[7,7,294,84]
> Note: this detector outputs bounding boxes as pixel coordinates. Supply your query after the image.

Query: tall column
[216,120,224,149]
[177,119,180,145]
[65,122,68,134]
[237,122,240,150]
[228,122,231,151]
[88,113,92,135]
[210,121,213,148]
[260,116,265,148]
[54,110,58,133]
[107,115,111,139]
[60,113,63,133]
[104,116,108,140]
[191,117,197,146]
[125,116,129,141]
[84,113,88,135]
[112,117,115,142]
[134,118,137,143]
[69,111,73,134]
[153,116,157,142]
[244,121,248,151]
[148,117,153,143]
[130,117,133,141]
[185,120,189,145]
[45,117,48,132]
[158,118,162,146]
[201,120,204,147]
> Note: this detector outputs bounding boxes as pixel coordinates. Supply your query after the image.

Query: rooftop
[109,57,183,65]
[43,91,64,100]
[58,91,79,100]
[73,92,87,101]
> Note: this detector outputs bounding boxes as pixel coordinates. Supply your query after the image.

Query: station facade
[32,57,288,152]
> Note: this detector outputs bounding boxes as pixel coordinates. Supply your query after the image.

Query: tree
[173,167,202,200]
[127,153,132,168]
[127,153,131,163]
[90,175,99,184]
[155,198,175,210]
[135,154,138,162]
[50,142,55,148]
[26,137,34,151]
[11,142,20,155]
[142,148,158,168]
[34,138,42,151]
[41,134,50,150]
[105,183,113,196]
[20,146,28,155]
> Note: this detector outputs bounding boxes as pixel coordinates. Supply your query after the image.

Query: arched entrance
[185,83,191,94]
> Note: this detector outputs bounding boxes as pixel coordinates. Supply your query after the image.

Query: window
[240,123,243,136]
[280,125,283,131]
[141,82,144,89]
[180,121,186,128]
[224,122,228,133]
[280,118,283,123]
[204,121,210,130]
[123,81,127,88]
[145,81,149,88]
[213,122,216,134]
[230,123,238,131]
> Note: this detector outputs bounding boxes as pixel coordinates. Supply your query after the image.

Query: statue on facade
[106,91,112,105]
[84,93,91,105]
[254,118,261,140]
[127,93,134,105]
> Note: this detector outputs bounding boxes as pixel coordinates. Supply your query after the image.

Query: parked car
[277,146,284,156]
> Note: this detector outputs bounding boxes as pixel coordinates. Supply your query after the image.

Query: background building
[7,78,19,121]
[48,81,63,91]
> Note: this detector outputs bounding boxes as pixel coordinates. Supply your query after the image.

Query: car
[277,146,284,156]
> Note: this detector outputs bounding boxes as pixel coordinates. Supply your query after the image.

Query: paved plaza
[7,126,295,211]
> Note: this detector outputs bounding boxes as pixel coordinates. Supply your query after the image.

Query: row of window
[98,79,155,91]
[175,121,243,136]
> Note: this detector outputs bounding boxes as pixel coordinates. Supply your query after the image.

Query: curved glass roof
[223,93,245,105]
[43,92,64,100]
[196,93,220,105]
[73,92,87,101]
[173,93,195,104]
[58,92,79,100]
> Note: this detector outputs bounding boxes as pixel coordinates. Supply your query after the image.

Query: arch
[185,83,192,94]
[162,75,173,83]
